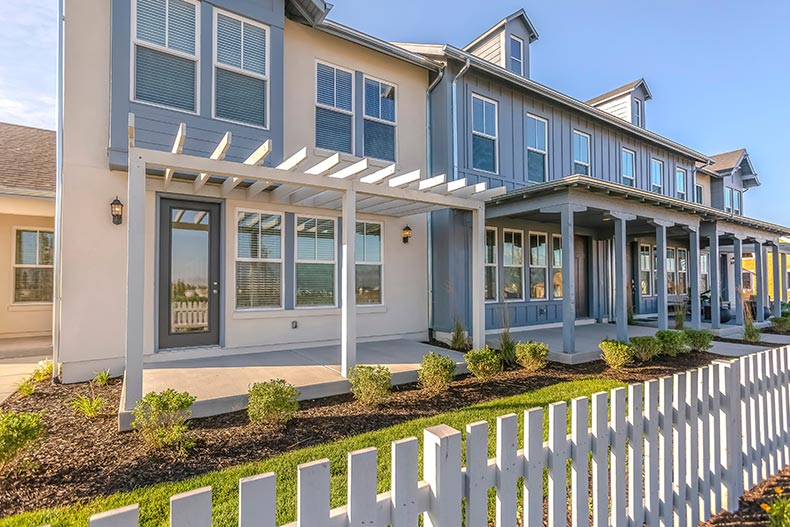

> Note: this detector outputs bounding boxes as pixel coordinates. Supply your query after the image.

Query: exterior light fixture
[110,196,124,225]
[402,225,412,244]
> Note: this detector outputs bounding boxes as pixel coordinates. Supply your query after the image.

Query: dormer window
[509,35,524,76]
[632,99,643,127]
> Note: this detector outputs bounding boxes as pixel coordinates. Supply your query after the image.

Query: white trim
[315,59,356,155]
[639,244,653,297]
[677,247,688,295]
[471,93,499,174]
[502,228,524,302]
[621,147,636,187]
[294,214,338,308]
[633,98,643,127]
[233,208,284,311]
[508,34,524,76]
[362,74,398,163]
[695,183,704,205]
[484,317,597,335]
[551,233,562,300]
[666,246,677,295]
[354,219,384,306]
[528,231,548,301]
[650,157,664,195]
[675,166,687,201]
[526,113,548,183]
[572,129,591,176]
[10,226,54,306]
[484,226,498,303]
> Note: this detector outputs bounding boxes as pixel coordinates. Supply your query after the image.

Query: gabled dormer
[463,9,539,79]
[587,78,652,128]
[704,148,760,215]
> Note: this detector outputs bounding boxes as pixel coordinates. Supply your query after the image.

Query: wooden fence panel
[547,402,568,527]
[464,422,488,527]
[391,437,418,527]
[571,396,590,527]
[496,414,519,527]
[591,391,609,527]
[523,408,544,527]
[644,379,660,527]
[627,383,644,527]
[239,473,276,527]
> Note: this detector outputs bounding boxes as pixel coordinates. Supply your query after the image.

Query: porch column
[653,221,671,330]
[689,228,702,330]
[612,213,633,343]
[772,244,782,318]
[341,190,356,377]
[709,230,721,329]
[123,151,146,420]
[733,237,744,326]
[755,242,765,323]
[560,204,576,353]
[782,252,788,304]
[471,206,486,350]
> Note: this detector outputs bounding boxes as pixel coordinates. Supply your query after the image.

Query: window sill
[232,304,387,319]
[8,303,53,312]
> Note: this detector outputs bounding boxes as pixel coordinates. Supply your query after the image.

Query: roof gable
[464,8,539,52]
[586,78,652,106]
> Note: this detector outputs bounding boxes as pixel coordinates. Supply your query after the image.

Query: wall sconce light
[110,196,124,225]
[402,225,412,244]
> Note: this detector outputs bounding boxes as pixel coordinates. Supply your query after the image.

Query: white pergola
[121,114,505,418]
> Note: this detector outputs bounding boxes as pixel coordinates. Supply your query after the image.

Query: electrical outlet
[291,320,298,329]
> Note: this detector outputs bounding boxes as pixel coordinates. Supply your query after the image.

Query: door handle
[212,281,219,295]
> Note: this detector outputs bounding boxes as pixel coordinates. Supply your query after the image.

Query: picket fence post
[571,396,590,527]
[391,437,419,527]
[721,361,743,512]
[523,408,544,527]
[423,424,462,527]
[496,414,519,527]
[89,504,139,527]
[239,473,276,527]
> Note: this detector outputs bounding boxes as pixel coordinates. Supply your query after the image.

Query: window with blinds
[355,222,382,305]
[316,63,353,154]
[363,78,396,161]
[236,211,282,309]
[134,0,198,112]
[214,11,268,128]
[296,217,336,307]
[13,229,54,303]
[484,228,497,301]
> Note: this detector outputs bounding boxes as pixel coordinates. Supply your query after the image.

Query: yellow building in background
[742,238,790,302]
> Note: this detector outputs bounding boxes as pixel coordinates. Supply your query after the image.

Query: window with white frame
[700,252,710,292]
[676,167,687,200]
[13,229,54,303]
[214,11,268,127]
[677,248,688,295]
[639,244,652,296]
[651,158,663,194]
[295,216,336,306]
[666,247,677,294]
[133,0,199,112]
[529,232,547,300]
[742,271,754,292]
[725,187,733,212]
[363,77,396,162]
[472,94,498,173]
[572,130,590,175]
[355,221,382,305]
[552,234,562,299]
[695,184,704,204]
[633,98,643,127]
[502,229,523,300]
[509,35,523,75]
[622,148,635,187]
[316,62,353,154]
[526,114,547,183]
[236,211,282,309]
[485,228,497,301]
[733,189,742,215]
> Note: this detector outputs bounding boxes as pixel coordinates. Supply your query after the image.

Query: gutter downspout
[451,58,471,182]
[425,67,444,340]
[52,0,65,382]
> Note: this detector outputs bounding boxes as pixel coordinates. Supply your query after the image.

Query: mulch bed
[1,352,719,517]
[703,465,790,527]
[715,336,769,346]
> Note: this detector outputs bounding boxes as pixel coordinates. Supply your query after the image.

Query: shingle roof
[586,78,652,106]
[708,149,747,173]
[0,122,56,196]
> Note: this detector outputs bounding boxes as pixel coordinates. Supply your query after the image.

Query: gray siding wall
[109,0,285,170]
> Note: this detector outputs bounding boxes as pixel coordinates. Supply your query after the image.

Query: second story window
[363,77,397,162]
[621,148,635,187]
[214,11,268,128]
[675,167,687,200]
[733,189,742,215]
[526,114,547,183]
[133,0,199,112]
[695,184,704,204]
[633,98,643,127]
[316,62,354,154]
[725,187,733,212]
[509,35,524,75]
[472,94,498,173]
[572,130,590,176]
[651,158,664,194]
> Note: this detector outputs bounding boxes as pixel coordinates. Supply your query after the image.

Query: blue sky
[1,0,787,224]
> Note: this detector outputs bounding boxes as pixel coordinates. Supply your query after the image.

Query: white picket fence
[88,346,790,527]
[171,301,208,331]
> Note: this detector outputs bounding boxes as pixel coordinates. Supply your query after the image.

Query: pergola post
[755,242,765,322]
[782,252,788,304]
[560,204,576,354]
[341,190,357,377]
[471,206,485,350]
[772,244,782,318]
[709,231,721,329]
[689,228,702,330]
[654,222,669,330]
[612,214,631,342]
[733,237,744,326]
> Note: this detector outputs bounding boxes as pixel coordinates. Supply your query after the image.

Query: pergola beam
[194,132,232,193]
[222,139,271,195]
[163,123,186,189]
[247,147,307,199]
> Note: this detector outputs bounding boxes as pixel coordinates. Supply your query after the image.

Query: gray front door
[158,199,221,349]
[574,235,589,317]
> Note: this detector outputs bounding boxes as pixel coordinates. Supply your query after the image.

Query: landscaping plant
[30,360,53,383]
[655,329,690,357]
[418,352,456,393]
[92,370,112,386]
[599,339,633,369]
[0,411,43,472]
[348,365,392,407]
[760,487,790,527]
[515,341,549,372]
[67,394,105,418]
[741,288,762,344]
[683,329,715,353]
[770,316,790,335]
[497,329,518,368]
[673,299,688,330]
[464,346,502,380]
[16,378,35,397]
[450,320,471,352]
[629,336,661,363]
[248,379,300,426]
[132,389,197,457]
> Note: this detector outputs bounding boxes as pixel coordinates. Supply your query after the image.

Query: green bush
[450,321,471,352]
[0,411,43,471]
[629,336,661,362]
[248,379,300,426]
[655,329,690,357]
[761,487,790,527]
[770,316,790,335]
[683,329,715,353]
[497,330,517,368]
[515,341,549,372]
[419,352,456,393]
[464,347,502,380]
[92,370,111,387]
[67,394,105,418]
[348,365,392,406]
[743,320,761,343]
[132,389,196,457]
[16,379,35,397]
[599,339,633,370]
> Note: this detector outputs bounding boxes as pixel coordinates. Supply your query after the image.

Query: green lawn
[1,378,624,527]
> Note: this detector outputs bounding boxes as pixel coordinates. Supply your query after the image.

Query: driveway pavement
[0,337,51,404]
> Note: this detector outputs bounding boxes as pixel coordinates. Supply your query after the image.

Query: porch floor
[135,340,466,419]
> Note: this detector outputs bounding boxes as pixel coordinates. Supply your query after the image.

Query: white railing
[89,346,790,527]
[171,301,208,331]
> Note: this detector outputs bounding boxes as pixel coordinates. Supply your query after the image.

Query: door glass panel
[170,208,210,334]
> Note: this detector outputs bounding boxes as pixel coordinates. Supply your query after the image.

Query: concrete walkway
[0,337,51,404]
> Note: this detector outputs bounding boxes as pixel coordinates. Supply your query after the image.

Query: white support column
[733,237,744,326]
[654,222,669,330]
[755,242,765,323]
[613,215,629,342]
[709,231,721,329]
[471,206,485,350]
[689,228,702,330]
[561,204,576,353]
[341,190,356,377]
[772,244,782,318]
[122,151,146,428]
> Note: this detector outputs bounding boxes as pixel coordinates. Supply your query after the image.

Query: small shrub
[465,347,502,380]
[655,330,690,357]
[16,379,35,397]
[0,411,44,472]
[30,360,53,383]
[497,330,518,368]
[515,341,549,372]
[348,365,391,406]
[761,487,790,527]
[629,336,661,362]
[450,320,471,352]
[627,305,635,325]
[248,379,300,426]
[132,389,196,456]
[419,352,456,393]
[92,370,111,387]
[743,321,762,343]
[684,329,714,353]
[673,301,688,330]
[599,339,633,369]
[67,394,105,418]
[770,316,790,335]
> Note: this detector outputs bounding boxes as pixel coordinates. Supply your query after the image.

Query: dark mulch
[703,465,790,527]
[0,352,719,517]
[715,336,767,346]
